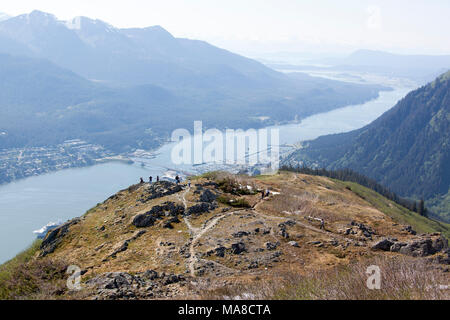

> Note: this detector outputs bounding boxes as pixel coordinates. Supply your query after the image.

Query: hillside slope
[286,71,450,221]
[0,53,181,151]
[1,172,448,300]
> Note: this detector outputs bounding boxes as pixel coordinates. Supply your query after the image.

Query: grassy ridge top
[1,171,448,300]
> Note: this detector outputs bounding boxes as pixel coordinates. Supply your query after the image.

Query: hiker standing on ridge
[140,177,144,184]
[175,175,180,184]
[157,176,160,182]
[149,176,153,183]
[320,219,325,230]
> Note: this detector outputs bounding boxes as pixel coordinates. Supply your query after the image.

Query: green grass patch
[0,240,41,299]
[217,195,251,208]
[0,240,68,300]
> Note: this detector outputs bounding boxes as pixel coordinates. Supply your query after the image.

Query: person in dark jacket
[320,219,325,230]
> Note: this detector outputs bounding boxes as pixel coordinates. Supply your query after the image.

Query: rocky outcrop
[231,242,246,254]
[347,221,376,239]
[372,235,449,263]
[371,238,395,251]
[86,270,186,300]
[132,202,184,227]
[199,189,217,203]
[40,218,81,256]
[399,236,448,257]
[139,181,183,203]
[186,202,217,216]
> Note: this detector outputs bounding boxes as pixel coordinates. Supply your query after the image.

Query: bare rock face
[132,202,184,228]
[40,218,81,256]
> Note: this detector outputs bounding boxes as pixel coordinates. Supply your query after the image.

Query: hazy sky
[1,0,450,56]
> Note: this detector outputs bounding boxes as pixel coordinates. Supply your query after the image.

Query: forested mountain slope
[286,71,450,221]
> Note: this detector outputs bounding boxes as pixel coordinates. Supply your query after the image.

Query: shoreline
[0,86,392,188]
[0,81,411,265]
[0,155,135,187]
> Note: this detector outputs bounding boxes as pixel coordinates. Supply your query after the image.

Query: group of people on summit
[139,175,181,184]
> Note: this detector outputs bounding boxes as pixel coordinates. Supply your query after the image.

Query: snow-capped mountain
[0,10,279,88]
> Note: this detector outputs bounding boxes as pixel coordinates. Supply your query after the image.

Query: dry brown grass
[263,188,317,214]
[3,172,448,300]
[200,256,450,300]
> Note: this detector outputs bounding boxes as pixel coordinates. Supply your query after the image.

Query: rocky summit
[2,171,449,299]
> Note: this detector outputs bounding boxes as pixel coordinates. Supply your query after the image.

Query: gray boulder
[288,241,300,247]
[390,242,407,252]
[265,242,278,250]
[372,238,395,251]
[233,231,250,238]
[231,242,246,254]
[215,246,226,257]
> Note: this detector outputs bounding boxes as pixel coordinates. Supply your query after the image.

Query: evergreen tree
[412,201,417,213]
[418,199,425,216]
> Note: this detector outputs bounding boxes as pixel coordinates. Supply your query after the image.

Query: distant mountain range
[286,71,450,222]
[0,10,285,90]
[0,11,387,154]
[327,49,450,70]
[266,49,450,84]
